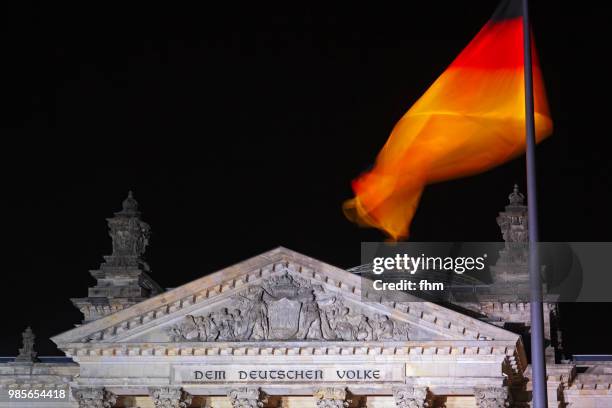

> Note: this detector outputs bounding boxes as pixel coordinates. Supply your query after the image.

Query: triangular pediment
[52,247,519,348]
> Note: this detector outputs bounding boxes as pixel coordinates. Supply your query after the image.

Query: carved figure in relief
[296,297,322,340]
[215,308,236,341]
[313,285,339,340]
[374,314,395,340]
[243,286,269,340]
[168,326,183,342]
[231,309,248,339]
[169,316,198,341]
[195,314,219,341]
[356,316,373,340]
[330,307,356,340]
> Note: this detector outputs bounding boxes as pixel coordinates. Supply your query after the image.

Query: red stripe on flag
[449,18,525,70]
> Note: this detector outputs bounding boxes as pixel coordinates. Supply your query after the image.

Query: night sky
[2,1,610,356]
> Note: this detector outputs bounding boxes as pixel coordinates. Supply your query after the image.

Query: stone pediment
[51,247,518,349]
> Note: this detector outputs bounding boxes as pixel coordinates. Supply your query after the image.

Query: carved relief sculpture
[73,387,117,408]
[473,386,511,408]
[392,387,430,408]
[168,272,411,342]
[227,387,267,408]
[15,326,38,363]
[314,387,351,408]
[149,387,192,408]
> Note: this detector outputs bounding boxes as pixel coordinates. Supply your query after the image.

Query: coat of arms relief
[168,272,410,342]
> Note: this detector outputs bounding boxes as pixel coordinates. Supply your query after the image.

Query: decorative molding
[148,386,192,408]
[58,341,524,376]
[59,341,518,357]
[473,386,511,408]
[566,382,612,392]
[6,383,69,390]
[73,387,117,408]
[314,387,351,408]
[392,386,430,408]
[479,302,559,314]
[227,387,267,408]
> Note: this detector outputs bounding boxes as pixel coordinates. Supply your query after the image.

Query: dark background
[1,1,610,356]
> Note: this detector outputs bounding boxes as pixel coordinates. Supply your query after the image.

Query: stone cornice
[568,373,612,392]
[525,363,575,387]
[57,340,525,374]
[566,382,612,394]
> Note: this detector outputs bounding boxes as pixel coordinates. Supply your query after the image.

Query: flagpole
[522,0,548,406]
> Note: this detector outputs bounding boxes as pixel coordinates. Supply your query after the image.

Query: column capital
[148,386,192,408]
[314,387,351,408]
[474,386,511,408]
[227,387,267,408]
[73,387,117,408]
[392,386,430,408]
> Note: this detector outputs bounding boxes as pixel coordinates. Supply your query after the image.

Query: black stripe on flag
[491,0,523,21]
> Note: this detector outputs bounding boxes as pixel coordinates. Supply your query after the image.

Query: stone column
[148,386,192,408]
[473,386,511,408]
[72,387,117,408]
[227,387,267,408]
[313,387,351,408]
[392,387,430,408]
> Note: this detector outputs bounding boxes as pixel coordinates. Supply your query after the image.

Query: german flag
[344,0,552,240]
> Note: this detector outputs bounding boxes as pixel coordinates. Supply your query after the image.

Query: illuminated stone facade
[1,191,609,408]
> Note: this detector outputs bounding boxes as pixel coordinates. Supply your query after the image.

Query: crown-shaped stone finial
[508,184,525,206]
[106,190,150,262]
[117,190,140,216]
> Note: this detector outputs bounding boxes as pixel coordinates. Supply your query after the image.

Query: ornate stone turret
[14,326,39,363]
[486,184,532,295]
[495,184,529,266]
[480,184,563,363]
[71,192,163,323]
